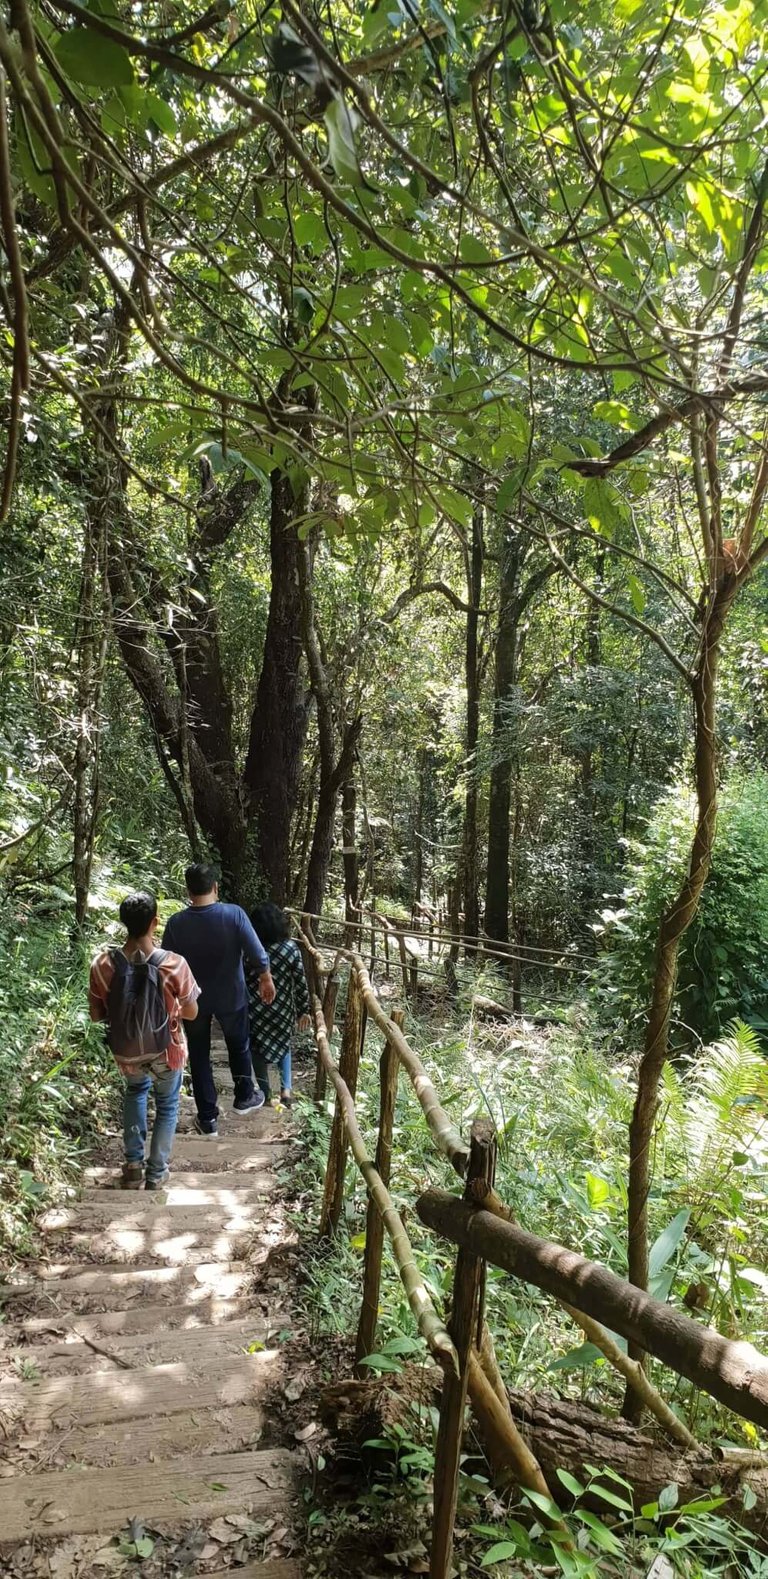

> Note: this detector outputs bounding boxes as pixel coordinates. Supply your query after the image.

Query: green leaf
[550,1341,603,1370]
[584,477,618,536]
[350,1231,366,1250]
[628,574,646,615]
[145,92,176,136]
[324,96,363,185]
[585,1171,610,1209]
[556,1468,585,1498]
[588,1481,633,1513]
[573,1510,624,1555]
[54,26,134,87]
[15,117,55,207]
[134,1537,154,1558]
[480,1542,520,1566]
[496,470,526,515]
[658,1481,679,1512]
[523,1488,559,1517]
[743,1483,758,1511]
[648,1209,690,1278]
[144,420,187,451]
[357,1352,403,1373]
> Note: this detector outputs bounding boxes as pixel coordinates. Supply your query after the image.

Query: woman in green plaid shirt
[246,903,310,1106]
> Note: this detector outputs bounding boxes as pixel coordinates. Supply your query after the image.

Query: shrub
[596,770,768,1046]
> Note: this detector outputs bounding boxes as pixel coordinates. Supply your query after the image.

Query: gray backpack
[106,948,171,1062]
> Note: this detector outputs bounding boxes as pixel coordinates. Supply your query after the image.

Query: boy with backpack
[89,891,200,1190]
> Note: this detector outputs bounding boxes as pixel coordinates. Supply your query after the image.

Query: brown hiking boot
[121,1161,144,1190]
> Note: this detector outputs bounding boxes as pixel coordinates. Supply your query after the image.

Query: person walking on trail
[162,863,276,1138]
[89,891,200,1190]
[246,902,311,1108]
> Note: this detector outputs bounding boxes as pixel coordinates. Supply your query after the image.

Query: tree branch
[382,580,481,622]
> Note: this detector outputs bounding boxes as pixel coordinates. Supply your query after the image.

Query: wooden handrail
[312,996,458,1374]
[416,1189,768,1431]
[351,956,469,1177]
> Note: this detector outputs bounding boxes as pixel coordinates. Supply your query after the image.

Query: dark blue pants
[185,1005,254,1123]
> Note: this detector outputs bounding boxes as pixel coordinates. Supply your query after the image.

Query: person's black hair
[186,862,220,896]
[250,900,290,948]
[119,891,158,938]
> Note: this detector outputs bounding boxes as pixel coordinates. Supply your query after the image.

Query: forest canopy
[4,0,768,1441]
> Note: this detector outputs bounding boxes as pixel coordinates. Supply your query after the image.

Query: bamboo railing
[298,920,768,1579]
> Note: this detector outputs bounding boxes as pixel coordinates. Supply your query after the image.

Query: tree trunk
[321,1372,768,1537]
[243,467,310,904]
[342,776,360,920]
[625,586,735,1410]
[72,459,109,928]
[461,498,484,951]
[485,542,520,946]
[485,537,557,947]
[297,536,362,918]
[506,1390,768,1536]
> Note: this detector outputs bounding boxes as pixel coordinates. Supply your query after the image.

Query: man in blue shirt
[162,863,276,1137]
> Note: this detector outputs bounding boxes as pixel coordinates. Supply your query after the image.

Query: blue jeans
[252,1046,291,1098]
[124,1059,183,1183]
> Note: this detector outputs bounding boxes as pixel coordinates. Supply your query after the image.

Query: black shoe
[232,1089,266,1115]
[194,1116,218,1138]
[145,1170,170,1191]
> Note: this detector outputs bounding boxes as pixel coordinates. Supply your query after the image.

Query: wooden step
[208,1565,301,1579]
[173,1136,290,1167]
[0,1445,296,1540]
[5,1314,289,1375]
[39,1206,264,1264]
[5,1401,266,1471]
[85,1141,288,1179]
[81,1173,276,1208]
[1,1293,259,1346]
[0,1350,279,1436]
[0,1260,251,1312]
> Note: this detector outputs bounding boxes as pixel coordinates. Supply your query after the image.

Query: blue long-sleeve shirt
[162,902,269,1016]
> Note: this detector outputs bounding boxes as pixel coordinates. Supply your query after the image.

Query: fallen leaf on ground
[207,1518,240,1544]
[294,1420,318,1440]
[284,1372,306,1401]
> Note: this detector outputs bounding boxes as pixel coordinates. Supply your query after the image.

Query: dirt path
[0,1037,304,1579]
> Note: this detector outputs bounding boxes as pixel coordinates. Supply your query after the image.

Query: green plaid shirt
[247,938,310,1064]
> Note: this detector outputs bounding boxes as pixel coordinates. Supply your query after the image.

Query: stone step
[0,1350,279,1438]
[5,1401,266,1471]
[0,1445,296,1540]
[5,1313,289,1376]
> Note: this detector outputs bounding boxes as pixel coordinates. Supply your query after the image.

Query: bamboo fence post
[354,1007,404,1373]
[352,956,469,1176]
[314,967,341,1105]
[384,927,390,979]
[430,1119,496,1579]
[319,974,367,1238]
[397,931,410,996]
[410,952,419,997]
[312,998,456,1370]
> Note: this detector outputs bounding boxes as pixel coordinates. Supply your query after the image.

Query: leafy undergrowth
[292,983,768,1578]
[0,904,121,1266]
